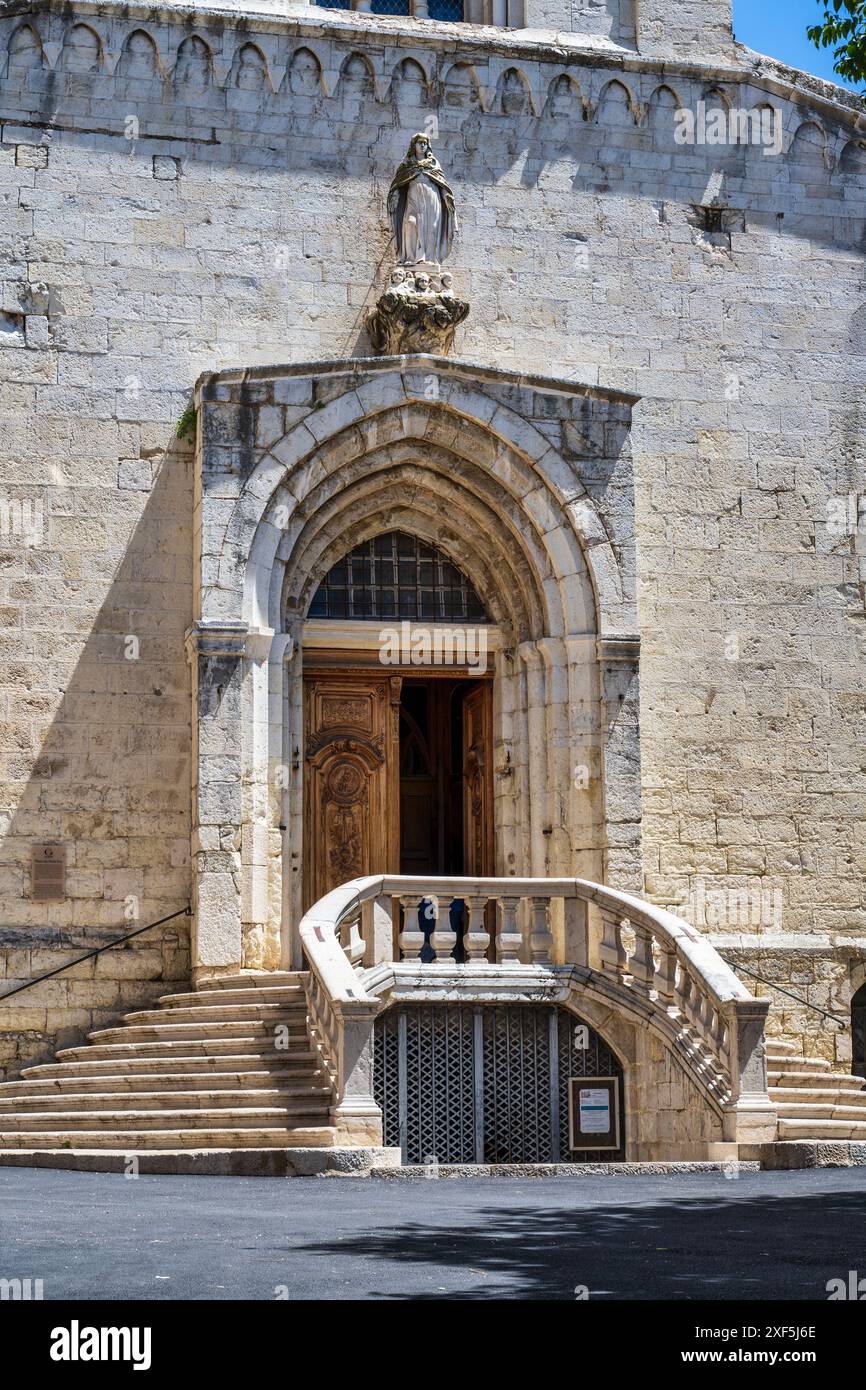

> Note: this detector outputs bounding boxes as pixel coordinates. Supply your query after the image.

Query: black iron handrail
[736,963,847,1026]
[0,904,192,1003]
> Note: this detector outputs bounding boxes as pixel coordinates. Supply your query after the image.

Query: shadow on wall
[0,437,194,1079]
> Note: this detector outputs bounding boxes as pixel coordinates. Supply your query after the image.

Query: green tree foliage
[808,1,866,90]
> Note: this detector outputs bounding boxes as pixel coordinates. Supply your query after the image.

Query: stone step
[774,1101,866,1119]
[85,1019,307,1044]
[778,1118,866,1140]
[0,1126,336,1151]
[0,1104,331,1133]
[158,987,306,1010]
[56,1039,313,1063]
[122,1002,308,1026]
[770,1087,866,1108]
[32,1049,319,1077]
[0,1147,392,1177]
[199,973,308,991]
[765,1040,799,1055]
[770,1054,833,1073]
[5,1065,324,1095]
[769,1071,866,1092]
[0,1086,331,1112]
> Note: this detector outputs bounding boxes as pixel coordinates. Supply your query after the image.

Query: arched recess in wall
[117,29,161,81]
[230,42,271,93]
[6,24,44,74]
[285,46,323,98]
[60,23,102,73]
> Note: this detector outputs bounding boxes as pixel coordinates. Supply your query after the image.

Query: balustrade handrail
[299,874,757,1008]
[298,875,772,1143]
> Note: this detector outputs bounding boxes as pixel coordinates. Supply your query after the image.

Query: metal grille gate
[374,1004,625,1164]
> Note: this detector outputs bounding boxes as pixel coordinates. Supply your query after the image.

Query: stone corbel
[185,621,294,664]
[596,633,641,666]
[185,620,250,662]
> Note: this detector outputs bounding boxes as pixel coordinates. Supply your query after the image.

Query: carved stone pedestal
[367,268,469,356]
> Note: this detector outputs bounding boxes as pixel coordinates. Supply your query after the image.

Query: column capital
[185,621,249,663]
[596,633,641,665]
[185,622,294,664]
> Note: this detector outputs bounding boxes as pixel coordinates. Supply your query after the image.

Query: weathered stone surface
[0,0,864,1098]
[367,277,470,356]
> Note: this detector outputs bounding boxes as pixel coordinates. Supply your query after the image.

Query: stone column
[564,634,602,882]
[240,630,289,972]
[186,621,248,982]
[596,634,642,891]
[537,637,571,878]
[518,641,547,877]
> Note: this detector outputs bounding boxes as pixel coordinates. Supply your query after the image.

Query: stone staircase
[768,1039,866,1141]
[1,978,865,1172]
[0,972,339,1158]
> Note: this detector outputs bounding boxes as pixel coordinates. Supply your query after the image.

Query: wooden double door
[303,669,493,910]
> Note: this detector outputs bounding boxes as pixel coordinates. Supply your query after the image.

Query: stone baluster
[398,895,426,960]
[677,968,697,1036]
[496,896,523,963]
[715,1012,731,1072]
[656,940,679,1010]
[694,990,711,1049]
[429,895,458,963]
[599,911,628,982]
[463,896,490,962]
[339,915,365,965]
[630,924,656,995]
[529,895,554,964]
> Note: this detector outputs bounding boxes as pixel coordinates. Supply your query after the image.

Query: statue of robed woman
[387,134,457,268]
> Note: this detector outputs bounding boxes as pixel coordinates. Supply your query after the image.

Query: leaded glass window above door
[307,531,489,623]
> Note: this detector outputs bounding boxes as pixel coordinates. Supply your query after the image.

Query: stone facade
[0,0,865,1083]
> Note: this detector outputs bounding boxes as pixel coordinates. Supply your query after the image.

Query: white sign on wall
[578,1087,611,1135]
[568,1077,621,1151]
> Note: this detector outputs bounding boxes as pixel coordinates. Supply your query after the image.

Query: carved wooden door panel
[462,682,493,878]
[303,674,400,911]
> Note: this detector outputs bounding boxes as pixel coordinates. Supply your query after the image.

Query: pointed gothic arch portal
[190,358,641,976]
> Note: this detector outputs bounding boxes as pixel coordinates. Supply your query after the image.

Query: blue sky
[733,0,856,89]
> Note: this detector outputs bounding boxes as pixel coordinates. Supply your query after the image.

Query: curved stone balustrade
[298,874,776,1149]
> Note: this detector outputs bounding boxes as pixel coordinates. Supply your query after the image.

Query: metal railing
[0,904,192,1003]
[734,963,847,1027]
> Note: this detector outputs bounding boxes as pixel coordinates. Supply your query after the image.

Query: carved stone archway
[188,357,641,978]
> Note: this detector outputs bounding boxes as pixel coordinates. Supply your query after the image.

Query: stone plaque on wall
[31,843,66,902]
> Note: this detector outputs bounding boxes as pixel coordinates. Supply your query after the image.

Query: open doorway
[399,678,491,878]
[301,667,493,916]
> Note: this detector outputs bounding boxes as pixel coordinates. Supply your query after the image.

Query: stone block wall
[0,0,864,1067]
[627,1027,725,1159]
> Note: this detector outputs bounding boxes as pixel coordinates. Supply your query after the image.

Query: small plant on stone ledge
[175,403,197,444]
